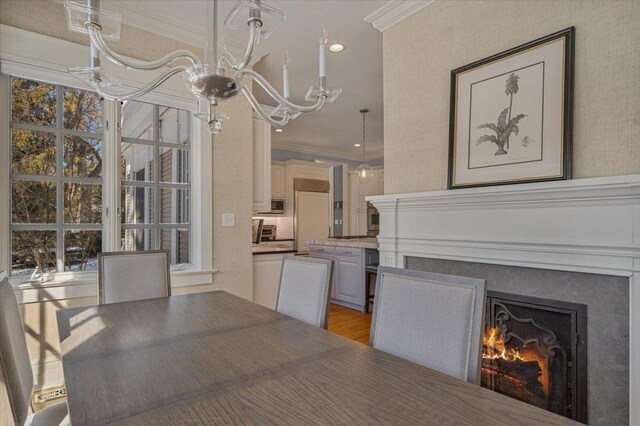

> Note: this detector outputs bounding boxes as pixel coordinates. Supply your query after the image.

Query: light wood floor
[327,304,372,344]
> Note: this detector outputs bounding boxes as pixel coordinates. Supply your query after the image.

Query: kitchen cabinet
[253,252,284,309]
[253,115,271,212]
[335,255,363,306]
[271,164,285,199]
[309,245,378,312]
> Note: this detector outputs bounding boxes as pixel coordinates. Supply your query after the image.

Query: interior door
[296,191,330,253]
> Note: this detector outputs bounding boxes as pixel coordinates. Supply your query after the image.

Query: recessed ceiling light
[329,43,344,53]
[354,143,361,147]
[275,128,284,133]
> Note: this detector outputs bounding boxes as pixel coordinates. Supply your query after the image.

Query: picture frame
[448,27,574,189]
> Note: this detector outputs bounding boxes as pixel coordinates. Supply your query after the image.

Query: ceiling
[101,0,386,162]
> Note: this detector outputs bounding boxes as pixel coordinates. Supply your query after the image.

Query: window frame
[9,81,105,275]
[0,69,212,286]
[120,102,192,265]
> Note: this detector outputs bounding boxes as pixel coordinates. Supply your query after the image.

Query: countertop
[308,238,379,249]
[252,245,297,255]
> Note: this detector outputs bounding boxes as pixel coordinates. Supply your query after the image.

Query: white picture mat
[453,38,565,186]
[468,62,544,168]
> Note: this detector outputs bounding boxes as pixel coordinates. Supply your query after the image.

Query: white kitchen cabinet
[271,164,285,199]
[252,116,271,212]
[334,255,363,305]
[253,253,284,309]
[309,244,378,312]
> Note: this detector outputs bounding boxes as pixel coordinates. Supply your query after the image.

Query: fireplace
[370,175,640,425]
[481,291,587,423]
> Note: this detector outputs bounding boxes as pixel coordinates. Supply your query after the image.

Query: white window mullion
[55,85,65,273]
[153,105,161,251]
[0,75,10,273]
[102,99,121,252]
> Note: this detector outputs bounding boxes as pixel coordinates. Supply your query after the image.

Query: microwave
[256,199,284,215]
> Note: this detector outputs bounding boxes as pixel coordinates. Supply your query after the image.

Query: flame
[482,328,527,361]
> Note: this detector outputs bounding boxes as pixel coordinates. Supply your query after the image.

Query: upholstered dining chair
[369,266,486,384]
[0,274,70,426]
[276,256,334,329]
[98,250,171,305]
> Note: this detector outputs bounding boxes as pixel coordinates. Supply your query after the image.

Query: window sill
[11,269,218,304]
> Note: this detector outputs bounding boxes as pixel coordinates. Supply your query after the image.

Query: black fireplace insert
[481,291,587,423]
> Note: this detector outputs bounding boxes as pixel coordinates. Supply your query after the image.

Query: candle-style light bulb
[283,50,291,99]
[319,25,328,45]
[319,25,328,79]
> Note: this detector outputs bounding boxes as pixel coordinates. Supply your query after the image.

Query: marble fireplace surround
[367,174,640,424]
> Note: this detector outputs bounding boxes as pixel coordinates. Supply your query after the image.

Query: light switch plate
[222,213,235,227]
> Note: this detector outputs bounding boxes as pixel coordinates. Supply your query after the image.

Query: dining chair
[0,275,70,426]
[369,266,486,384]
[98,250,171,305]
[276,256,334,329]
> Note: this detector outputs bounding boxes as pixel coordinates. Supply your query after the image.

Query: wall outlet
[222,213,235,227]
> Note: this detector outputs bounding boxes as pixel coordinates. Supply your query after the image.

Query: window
[10,77,103,276]
[6,77,193,277]
[120,101,191,265]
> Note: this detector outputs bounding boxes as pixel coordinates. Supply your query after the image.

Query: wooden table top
[57,291,577,425]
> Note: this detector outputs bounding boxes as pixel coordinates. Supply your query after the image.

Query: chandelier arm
[219,21,261,72]
[241,87,290,127]
[239,69,326,113]
[90,66,186,100]
[87,24,200,71]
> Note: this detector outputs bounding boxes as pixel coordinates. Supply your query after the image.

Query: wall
[0,0,254,392]
[383,0,640,194]
[213,91,254,300]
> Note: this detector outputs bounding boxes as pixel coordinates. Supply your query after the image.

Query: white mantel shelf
[367,174,640,424]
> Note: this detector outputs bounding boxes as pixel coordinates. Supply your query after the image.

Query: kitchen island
[308,238,379,313]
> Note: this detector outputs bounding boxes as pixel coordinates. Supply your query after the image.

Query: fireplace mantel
[367,174,640,424]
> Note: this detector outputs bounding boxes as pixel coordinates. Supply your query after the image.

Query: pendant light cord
[359,108,368,162]
[362,111,366,162]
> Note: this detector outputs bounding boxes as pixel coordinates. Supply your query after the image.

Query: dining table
[56,290,578,425]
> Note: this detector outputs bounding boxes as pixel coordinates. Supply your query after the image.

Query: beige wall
[214,93,254,300]
[0,0,255,394]
[383,0,640,194]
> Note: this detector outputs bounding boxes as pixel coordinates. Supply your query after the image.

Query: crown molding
[100,1,269,66]
[272,140,383,163]
[364,0,439,32]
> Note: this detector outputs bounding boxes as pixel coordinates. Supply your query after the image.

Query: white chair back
[369,266,486,384]
[276,256,333,329]
[0,274,34,426]
[98,250,171,304]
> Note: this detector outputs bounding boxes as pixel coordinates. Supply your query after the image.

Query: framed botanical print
[448,27,574,189]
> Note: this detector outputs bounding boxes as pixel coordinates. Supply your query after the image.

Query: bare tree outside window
[10,77,103,276]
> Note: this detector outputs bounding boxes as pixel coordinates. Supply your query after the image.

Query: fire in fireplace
[481,291,587,423]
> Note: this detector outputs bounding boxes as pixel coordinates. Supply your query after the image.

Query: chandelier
[63,0,342,134]
[356,108,373,184]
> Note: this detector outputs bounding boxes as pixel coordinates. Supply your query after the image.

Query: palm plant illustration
[476,73,526,156]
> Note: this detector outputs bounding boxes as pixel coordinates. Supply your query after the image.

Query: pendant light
[356,108,373,184]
